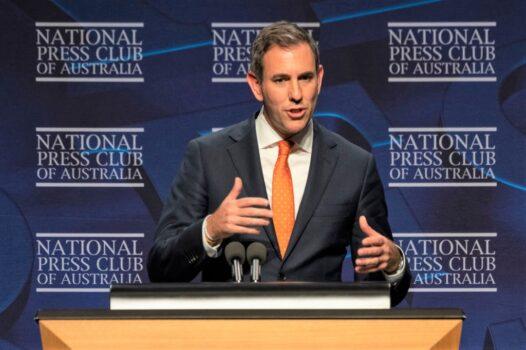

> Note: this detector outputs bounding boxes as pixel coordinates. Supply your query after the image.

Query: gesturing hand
[355,216,401,274]
[206,177,273,242]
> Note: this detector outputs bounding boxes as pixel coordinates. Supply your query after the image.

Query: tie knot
[278,140,293,156]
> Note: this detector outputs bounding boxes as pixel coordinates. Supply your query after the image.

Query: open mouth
[286,108,306,118]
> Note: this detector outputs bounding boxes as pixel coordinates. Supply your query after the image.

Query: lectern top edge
[35,308,466,321]
[110,281,390,293]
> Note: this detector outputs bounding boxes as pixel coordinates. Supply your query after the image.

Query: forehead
[261,42,316,76]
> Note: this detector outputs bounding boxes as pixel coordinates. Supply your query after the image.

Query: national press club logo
[388,127,497,188]
[35,232,145,293]
[396,232,497,293]
[35,127,145,188]
[387,21,497,82]
[211,22,320,83]
[35,22,144,83]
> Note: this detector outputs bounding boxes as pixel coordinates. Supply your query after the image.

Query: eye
[273,78,285,83]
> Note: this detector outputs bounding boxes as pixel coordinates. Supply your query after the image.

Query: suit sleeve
[350,154,411,307]
[147,139,210,282]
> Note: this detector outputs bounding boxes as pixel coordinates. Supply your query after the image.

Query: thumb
[359,215,377,237]
[226,177,243,200]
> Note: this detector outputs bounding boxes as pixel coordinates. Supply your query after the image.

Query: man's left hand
[355,215,401,274]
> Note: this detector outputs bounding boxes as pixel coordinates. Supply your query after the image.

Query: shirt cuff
[202,215,222,258]
[382,244,406,285]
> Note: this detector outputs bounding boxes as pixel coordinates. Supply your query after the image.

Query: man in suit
[148,21,410,305]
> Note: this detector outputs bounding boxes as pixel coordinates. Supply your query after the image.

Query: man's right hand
[206,177,273,243]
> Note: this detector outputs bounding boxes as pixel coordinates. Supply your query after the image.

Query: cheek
[263,86,288,105]
[305,85,320,102]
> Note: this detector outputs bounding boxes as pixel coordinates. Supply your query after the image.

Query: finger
[233,217,271,227]
[362,236,384,247]
[237,197,269,208]
[359,215,378,237]
[226,177,243,200]
[355,262,388,274]
[355,256,387,267]
[238,207,273,219]
[357,246,383,257]
[227,224,260,235]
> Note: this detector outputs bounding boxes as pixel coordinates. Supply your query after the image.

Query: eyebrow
[270,71,315,80]
[271,74,289,80]
[299,71,315,79]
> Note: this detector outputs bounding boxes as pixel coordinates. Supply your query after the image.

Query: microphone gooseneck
[225,241,246,283]
[247,242,267,282]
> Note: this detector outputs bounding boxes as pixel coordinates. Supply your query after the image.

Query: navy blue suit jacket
[148,115,411,306]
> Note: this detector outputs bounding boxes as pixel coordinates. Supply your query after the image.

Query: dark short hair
[250,21,320,81]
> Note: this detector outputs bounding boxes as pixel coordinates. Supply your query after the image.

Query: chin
[284,122,307,136]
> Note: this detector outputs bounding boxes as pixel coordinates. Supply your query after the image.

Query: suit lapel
[282,123,338,263]
[226,116,281,257]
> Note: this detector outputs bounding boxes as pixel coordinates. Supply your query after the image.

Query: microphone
[224,241,246,283]
[247,242,267,282]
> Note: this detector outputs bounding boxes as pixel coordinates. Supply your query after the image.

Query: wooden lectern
[36,283,465,349]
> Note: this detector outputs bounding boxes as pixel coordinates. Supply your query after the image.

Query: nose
[289,79,303,104]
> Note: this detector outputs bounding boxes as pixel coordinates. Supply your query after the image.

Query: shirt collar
[255,107,313,153]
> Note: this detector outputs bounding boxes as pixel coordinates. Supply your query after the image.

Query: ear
[316,64,324,95]
[246,71,264,102]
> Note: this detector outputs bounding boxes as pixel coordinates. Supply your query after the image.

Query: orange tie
[272,140,295,258]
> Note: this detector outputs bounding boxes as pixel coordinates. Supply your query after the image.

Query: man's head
[247,21,324,139]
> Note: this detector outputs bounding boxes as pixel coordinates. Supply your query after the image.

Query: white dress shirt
[202,109,405,283]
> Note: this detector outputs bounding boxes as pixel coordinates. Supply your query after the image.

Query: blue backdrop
[1,0,525,349]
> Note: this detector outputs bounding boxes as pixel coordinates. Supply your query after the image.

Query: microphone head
[246,242,267,264]
[224,241,246,265]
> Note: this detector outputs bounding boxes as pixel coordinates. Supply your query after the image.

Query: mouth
[286,107,307,119]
